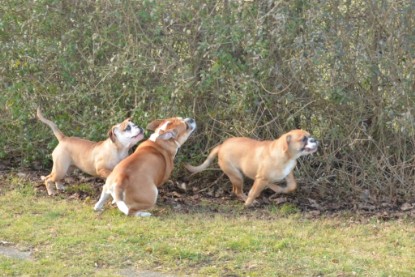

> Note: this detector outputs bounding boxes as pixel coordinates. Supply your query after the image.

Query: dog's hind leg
[41,175,57,196]
[42,162,69,195]
[43,175,66,195]
[43,149,71,195]
[219,160,246,201]
[126,185,158,217]
[129,203,154,217]
[94,184,112,211]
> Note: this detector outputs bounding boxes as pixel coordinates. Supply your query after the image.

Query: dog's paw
[46,185,56,196]
[244,199,260,208]
[55,183,65,191]
[93,203,104,211]
[135,211,152,217]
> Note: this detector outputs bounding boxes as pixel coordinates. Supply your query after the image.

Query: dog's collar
[149,133,158,142]
[173,139,181,148]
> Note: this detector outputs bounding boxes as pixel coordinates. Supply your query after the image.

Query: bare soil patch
[0,242,33,261]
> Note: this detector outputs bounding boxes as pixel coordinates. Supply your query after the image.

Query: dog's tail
[185,145,220,174]
[113,184,130,216]
[36,108,65,141]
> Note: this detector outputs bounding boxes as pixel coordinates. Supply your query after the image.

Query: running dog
[185,129,318,206]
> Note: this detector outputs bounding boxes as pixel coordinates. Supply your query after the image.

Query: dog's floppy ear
[283,134,291,152]
[146,119,163,131]
[119,118,131,131]
[157,129,178,141]
[108,127,116,143]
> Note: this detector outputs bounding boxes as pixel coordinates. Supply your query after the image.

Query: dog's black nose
[139,127,144,134]
[187,118,195,124]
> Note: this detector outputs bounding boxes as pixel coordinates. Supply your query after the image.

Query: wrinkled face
[109,118,144,148]
[286,129,318,157]
[147,117,197,146]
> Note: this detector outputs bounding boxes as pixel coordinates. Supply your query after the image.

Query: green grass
[1,174,415,276]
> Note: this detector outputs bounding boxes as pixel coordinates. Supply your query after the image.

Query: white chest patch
[281,160,296,178]
[149,133,158,142]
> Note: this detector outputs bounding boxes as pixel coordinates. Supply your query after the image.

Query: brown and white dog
[37,108,144,195]
[94,117,196,216]
[185,129,318,206]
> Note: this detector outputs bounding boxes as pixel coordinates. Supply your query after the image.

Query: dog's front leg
[94,186,111,211]
[267,172,298,194]
[245,177,269,207]
[96,167,112,179]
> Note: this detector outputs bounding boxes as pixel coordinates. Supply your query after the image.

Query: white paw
[56,184,65,191]
[135,211,152,217]
[94,203,103,211]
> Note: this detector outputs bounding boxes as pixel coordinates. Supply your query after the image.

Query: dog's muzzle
[132,127,145,139]
[303,137,318,153]
[185,118,196,131]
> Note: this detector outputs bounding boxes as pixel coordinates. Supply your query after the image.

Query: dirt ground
[1,166,415,221]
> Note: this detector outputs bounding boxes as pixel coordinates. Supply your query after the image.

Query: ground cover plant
[1,172,415,276]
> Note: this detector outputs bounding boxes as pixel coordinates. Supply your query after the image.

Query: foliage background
[1,0,415,207]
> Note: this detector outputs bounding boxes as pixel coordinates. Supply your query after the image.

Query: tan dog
[185,129,318,206]
[37,108,144,195]
[94,117,196,216]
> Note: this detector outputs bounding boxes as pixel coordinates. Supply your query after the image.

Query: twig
[198,173,225,193]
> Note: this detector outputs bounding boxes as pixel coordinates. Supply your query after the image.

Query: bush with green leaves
[1,0,414,206]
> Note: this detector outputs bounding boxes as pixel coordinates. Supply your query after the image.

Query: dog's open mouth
[304,146,318,153]
[185,118,197,131]
[132,133,144,140]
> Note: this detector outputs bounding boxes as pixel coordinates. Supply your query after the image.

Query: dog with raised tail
[185,129,318,206]
[37,108,144,195]
[94,117,196,217]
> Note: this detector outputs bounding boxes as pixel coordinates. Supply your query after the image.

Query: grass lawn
[1,172,415,276]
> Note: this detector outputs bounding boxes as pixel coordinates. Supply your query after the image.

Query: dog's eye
[125,125,131,131]
[302,136,308,142]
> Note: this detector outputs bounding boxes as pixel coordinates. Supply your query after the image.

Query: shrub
[1,0,414,206]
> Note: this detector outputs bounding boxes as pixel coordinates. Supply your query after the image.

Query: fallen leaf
[270,197,287,205]
[305,210,321,218]
[358,204,376,211]
[0,241,13,246]
[177,182,187,191]
[308,198,321,210]
[400,203,412,211]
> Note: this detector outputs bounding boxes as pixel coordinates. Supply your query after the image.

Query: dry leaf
[400,203,412,211]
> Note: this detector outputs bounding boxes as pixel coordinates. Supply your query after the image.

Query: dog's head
[108,118,145,148]
[283,129,318,158]
[147,117,196,147]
